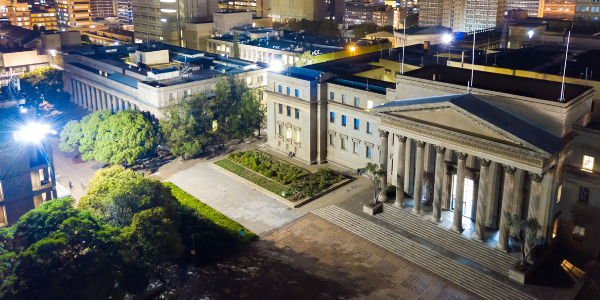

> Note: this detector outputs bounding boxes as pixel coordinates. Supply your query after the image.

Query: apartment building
[539,0,576,20]
[506,0,540,17]
[269,0,344,22]
[57,0,93,30]
[420,0,506,32]
[91,0,116,17]
[217,0,266,17]
[30,9,58,31]
[116,0,133,27]
[0,0,32,30]
[419,0,443,27]
[574,0,600,30]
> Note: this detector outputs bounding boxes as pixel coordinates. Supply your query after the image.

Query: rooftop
[395,26,451,36]
[403,65,590,102]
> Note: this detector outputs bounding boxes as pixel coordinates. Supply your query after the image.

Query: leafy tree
[0,198,127,300]
[59,110,159,165]
[379,25,394,33]
[507,214,544,268]
[232,31,240,59]
[295,51,314,67]
[160,92,213,158]
[32,24,38,31]
[363,162,385,204]
[39,25,46,32]
[352,23,378,39]
[231,87,266,140]
[81,34,92,43]
[19,67,69,107]
[79,166,179,228]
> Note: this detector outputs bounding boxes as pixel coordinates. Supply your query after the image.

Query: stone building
[265,58,600,269]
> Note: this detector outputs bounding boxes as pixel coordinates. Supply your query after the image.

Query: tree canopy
[295,51,314,67]
[59,110,160,165]
[19,67,69,107]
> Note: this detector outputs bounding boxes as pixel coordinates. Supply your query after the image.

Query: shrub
[264,170,273,178]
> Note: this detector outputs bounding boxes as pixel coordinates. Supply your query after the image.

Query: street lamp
[442,34,452,44]
[270,59,283,72]
[349,46,356,56]
[527,30,534,39]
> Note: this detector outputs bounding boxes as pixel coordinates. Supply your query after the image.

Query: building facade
[574,1,600,31]
[506,0,540,17]
[0,1,32,30]
[91,0,115,17]
[269,0,344,22]
[116,0,133,27]
[265,61,600,268]
[57,0,93,30]
[539,0,575,20]
[419,0,443,27]
[30,9,58,30]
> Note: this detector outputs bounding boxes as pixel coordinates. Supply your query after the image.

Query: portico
[372,93,566,251]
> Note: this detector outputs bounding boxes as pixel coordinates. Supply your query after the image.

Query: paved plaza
[171,213,480,300]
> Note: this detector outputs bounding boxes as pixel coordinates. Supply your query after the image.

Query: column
[104,92,110,111]
[404,138,412,193]
[69,79,76,104]
[527,173,544,222]
[85,84,93,111]
[473,158,492,241]
[450,152,468,233]
[430,146,446,223]
[496,165,517,252]
[378,130,389,202]
[96,88,103,110]
[394,135,407,207]
[78,82,85,107]
[412,140,426,215]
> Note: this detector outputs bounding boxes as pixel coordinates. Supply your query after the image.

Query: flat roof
[404,65,590,102]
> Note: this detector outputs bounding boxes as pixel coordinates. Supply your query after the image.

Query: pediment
[388,107,534,151]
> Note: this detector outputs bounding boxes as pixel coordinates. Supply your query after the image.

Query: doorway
[451,174,475,219]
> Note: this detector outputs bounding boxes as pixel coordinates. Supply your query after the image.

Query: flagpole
[559,31,570,102]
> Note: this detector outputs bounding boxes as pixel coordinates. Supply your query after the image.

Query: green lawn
[164,181,257,243]
[214,158,292,198]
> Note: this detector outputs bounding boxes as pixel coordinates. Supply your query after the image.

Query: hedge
[164,182,257,243]
[214,158,293,197]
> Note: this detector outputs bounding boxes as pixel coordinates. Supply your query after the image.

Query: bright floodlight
[350,46,356,52]
[270,59,283,72]
[527,30,534,39]
[442,34,452,44]
[14,123,54,143]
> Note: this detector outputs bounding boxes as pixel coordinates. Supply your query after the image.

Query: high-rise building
[432,0,506,32]
[538,0,575,20]
[506,0,540,17]
[269,0,344,22]
[116,0,132,27]
[574,1,600,31]
[419,0,443,27]
[31,8,58,30]
[91,0,116,17]
[218,0,267,17]
[0,0,32,30]
[56,0,92,30]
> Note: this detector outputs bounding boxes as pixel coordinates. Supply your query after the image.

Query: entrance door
[451,174,475,219]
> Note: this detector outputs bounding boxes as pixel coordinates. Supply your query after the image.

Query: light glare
[270,59,283,71]
[442,34,452,44]
[527,30,534,39]
[14,123,53,143]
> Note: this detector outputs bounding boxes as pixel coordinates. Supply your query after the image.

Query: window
[0,181,3,201]
[367,122,373,134]
[278,85,282,93]
[295,89,300,97]
[578,186,590,204]
[330,112,335,123]
[286,87,291,95]
[576,6,580,11]
[169,92,177,99]
[342,94,347,104]
[354,97,360,106]
[287,106,291,116]
[583,155,594,171]
[295,129,300,142]
[330,92,334,100]
[184,89,191,97]
[573,218,586,242]
[246,77,252,84]
[329,134,335,146]
[341,137,347,150]
[367,100,373,109]
[0,205,6,227]
[553,217,559,238]
[354,118,359,130]
[278,124,283,135]
[278,103,283,114]
[295,108,299,119]
[353,142,359,154]
[557,184,562,204]
[286,127,292,139]
[366,146,372,158]
[342,115,347,127]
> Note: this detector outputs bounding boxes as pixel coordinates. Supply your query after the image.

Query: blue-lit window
[287,106,291,116]
[342,115,346,127]
[342,94,347,104]
[330,92,334,100]
[354,118,359,130]
[354,97,360,106]
[295,89,299,97]
[330,112,335,123]
[286,87,290,95]
[367,122,372,134]
[366,146,372,159]
[278,85,282,93]
[278,103,282,114]
[295,108,299,119]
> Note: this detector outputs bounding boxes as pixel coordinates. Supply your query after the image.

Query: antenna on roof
[467,26,475,93]
[402,19,405,75]
[366,79,369,91]
[559,31,571,102]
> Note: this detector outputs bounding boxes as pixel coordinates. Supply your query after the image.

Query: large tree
[232,31,240,59]
[160,93,213,158]
[19,67,69,107]
[59,110,160,165]
[295,51,314,67]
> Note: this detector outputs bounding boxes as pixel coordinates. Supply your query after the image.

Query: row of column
[378,130,545,251]
[69,78,137,113]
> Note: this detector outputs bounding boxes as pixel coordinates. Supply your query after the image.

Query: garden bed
[214,150,350,206]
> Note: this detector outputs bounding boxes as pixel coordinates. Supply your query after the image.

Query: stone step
[375,203,517,276]
[313,206,536,300]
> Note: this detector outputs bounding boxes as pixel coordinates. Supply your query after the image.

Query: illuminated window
[246,77,251,84]
[557,184,562,203]
[553,217,558,238]
[0,205,6,227]
[367,100,373,109]
[583,155,594,171]
[329,134,335,146]
[573,217,585,242]
[295,129,300,142]
[353,142,359,154]
[286,127,291,139]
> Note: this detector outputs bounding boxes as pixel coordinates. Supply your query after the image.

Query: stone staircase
[375,203,518,276]
[313,205,536,300]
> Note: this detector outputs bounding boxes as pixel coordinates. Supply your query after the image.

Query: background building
[419,0,443,27]
[0,0,32,30]
[574,0,600,31]
[538,0,575,20]
[116,0,133,28]
[269,0,344,22]
[218,0,267,17]
[57,0,93,30]
[30,9,58,31]
[91,0,115,17]
[506,0,540,17]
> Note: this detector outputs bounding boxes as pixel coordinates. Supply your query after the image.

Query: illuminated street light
[527,30,534,39]
[442,34,453,44]
[270,59,283,72]
[350,46,356,52]
[13,123,56,143]
[49,49,56,56]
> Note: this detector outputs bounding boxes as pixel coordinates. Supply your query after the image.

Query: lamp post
[442,33,452,62]
[350,46,356,56]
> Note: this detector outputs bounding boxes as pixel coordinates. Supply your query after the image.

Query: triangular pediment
[388,107,533,150]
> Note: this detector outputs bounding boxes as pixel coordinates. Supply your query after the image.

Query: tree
[232,31,240,59]
[363,162,385,204]
[379,25,394,33]
[160,92,213,158]
[81,34,92,43]
[39,25,46,32]
[507,214,544,268]
[352,23,378,39]
[32,24,38,31]
[59,110,160,165]
[0,198,127,300]
[19,67,68,107]
[231,87,266,140]
[295,51,314,67]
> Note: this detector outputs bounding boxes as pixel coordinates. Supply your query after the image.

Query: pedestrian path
[313,205,536,300]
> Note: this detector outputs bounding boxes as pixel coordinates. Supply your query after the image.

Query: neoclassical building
[266,62,600,266]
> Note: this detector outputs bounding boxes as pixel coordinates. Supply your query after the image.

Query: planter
[363,202,383,215]
[508,268,527,284]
